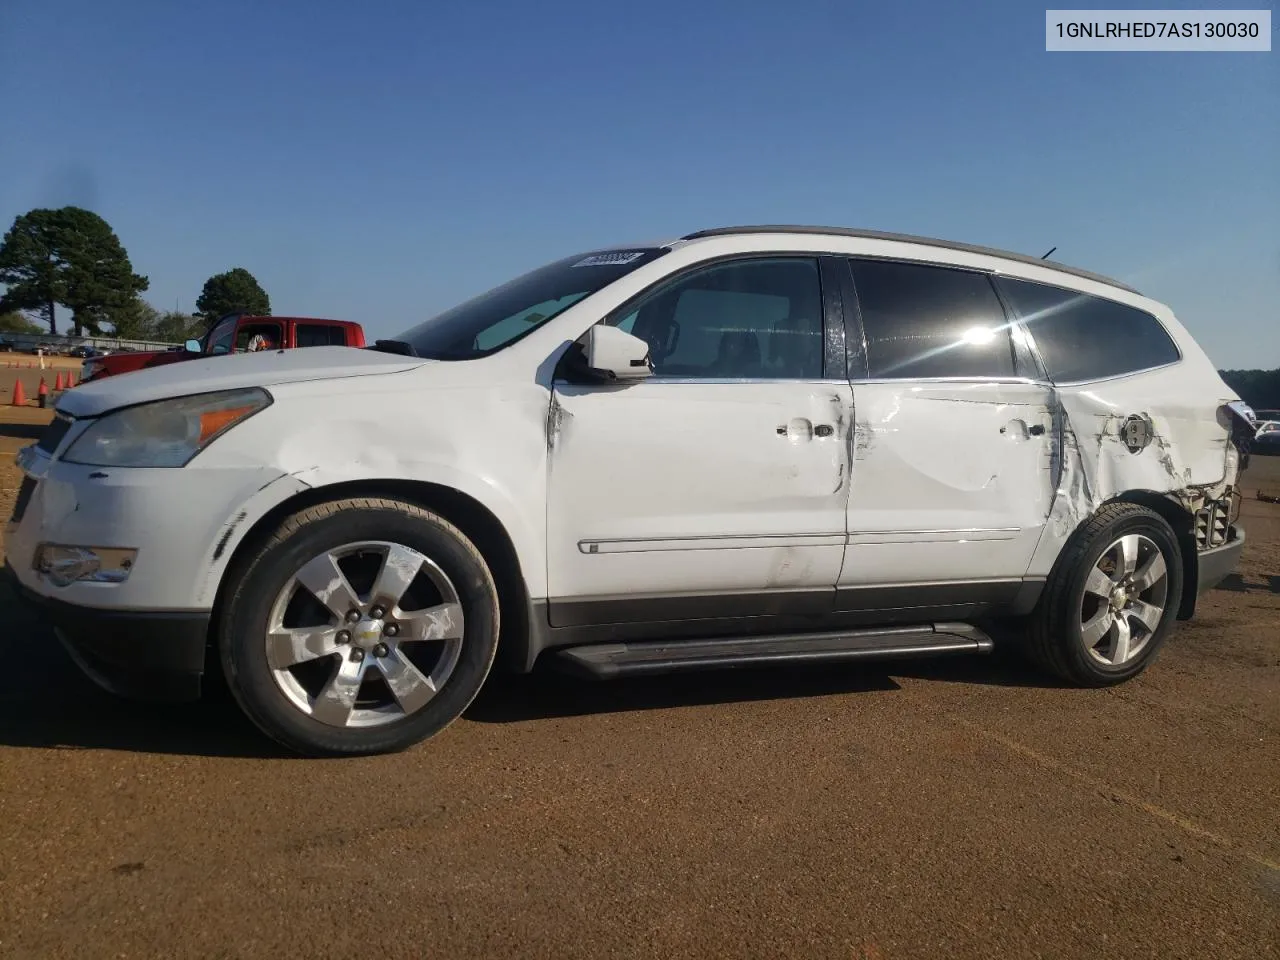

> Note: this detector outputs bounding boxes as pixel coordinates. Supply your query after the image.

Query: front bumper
[5,560,209,702]
[1196,523,1246,594]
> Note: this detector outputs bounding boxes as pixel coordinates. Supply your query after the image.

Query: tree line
[2,206,1276,404]
[0,206,270,343]
[1219,370,1280,412]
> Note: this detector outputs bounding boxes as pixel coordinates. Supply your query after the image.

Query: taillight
[1222,400,1256,472]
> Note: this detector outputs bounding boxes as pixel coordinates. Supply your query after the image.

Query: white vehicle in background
[7,225,1255,757]
[1255,420,1279,437]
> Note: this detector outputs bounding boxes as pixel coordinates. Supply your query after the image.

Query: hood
[57,346,430,418]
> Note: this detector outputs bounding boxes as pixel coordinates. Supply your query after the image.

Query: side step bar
[550,623,994,680]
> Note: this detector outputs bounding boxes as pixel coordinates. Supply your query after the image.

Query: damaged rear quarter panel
[1026,317,1241,577]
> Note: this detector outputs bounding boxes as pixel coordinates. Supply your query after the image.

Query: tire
[1026,502,1184,687]
[219,497,500,756]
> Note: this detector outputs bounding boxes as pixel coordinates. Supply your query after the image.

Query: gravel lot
[1,398,1277,960]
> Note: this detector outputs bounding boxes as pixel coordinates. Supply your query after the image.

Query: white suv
[6,226,1255,756]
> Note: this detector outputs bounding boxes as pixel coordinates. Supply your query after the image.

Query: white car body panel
[545,379,854,620]
[841,380,1057,586]
[191,372,554,606]
[57,345,428,418]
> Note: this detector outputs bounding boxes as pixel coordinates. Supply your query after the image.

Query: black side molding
[550,622,993,680]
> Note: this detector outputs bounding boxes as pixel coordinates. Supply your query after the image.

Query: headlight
[62,388,271,468]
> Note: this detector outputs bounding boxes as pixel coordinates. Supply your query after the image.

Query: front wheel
[219,498,500,756]
[1027,502,1184,687]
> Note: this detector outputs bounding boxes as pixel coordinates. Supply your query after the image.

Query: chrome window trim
[631,377,853,386]
[848,376,1046,387]
[681,225,1141,295]
[1042,358,1184,389]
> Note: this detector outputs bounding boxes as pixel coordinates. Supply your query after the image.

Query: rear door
[837,257,1058,614]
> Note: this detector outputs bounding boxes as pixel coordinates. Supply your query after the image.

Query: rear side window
[849,259,1015,379]
[995,277,1180,383]
[234,322,283,352]
[296,324,348,347]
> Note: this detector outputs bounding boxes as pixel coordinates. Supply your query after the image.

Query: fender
[288,459,545,598]
[190,458,547,609]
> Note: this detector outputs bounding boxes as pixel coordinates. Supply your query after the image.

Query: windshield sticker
[571,252,647,268]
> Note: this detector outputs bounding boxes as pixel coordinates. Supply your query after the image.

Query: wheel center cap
[353,619,383,646]
[1110,587,1128,611]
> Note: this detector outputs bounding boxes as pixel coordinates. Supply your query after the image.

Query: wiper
[369,339,420,357]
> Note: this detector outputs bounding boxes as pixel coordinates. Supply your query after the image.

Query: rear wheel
[219,498,499,756]
[1027,502,1183,687]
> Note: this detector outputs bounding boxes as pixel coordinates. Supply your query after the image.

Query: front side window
[608,257,825,379]
[393,248,668,360]
[995,277,1181,383]
[850,259,1016,379]
[206,316,238,355]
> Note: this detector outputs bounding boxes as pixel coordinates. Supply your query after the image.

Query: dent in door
[850,384,1056,531]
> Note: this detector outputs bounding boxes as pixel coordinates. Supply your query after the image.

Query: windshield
[392,248,669,360]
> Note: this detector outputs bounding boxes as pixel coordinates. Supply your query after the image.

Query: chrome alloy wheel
[1080,533,1169,667]
[265,541,464,728]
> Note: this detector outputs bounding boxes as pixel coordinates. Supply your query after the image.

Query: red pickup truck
[81,314,367,383]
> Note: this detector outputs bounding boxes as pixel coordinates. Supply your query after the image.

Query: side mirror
[579,325,653,382]
[183,338,201,354]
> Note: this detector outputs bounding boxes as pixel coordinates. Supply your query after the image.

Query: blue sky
[1,0,1275,367]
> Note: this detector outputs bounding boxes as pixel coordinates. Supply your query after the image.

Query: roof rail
[680,225,1140,295]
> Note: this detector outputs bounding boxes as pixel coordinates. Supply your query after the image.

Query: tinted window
[850,260,1015,379]
[394,248,668,360]
[296,324,348,347]
[609,258,824,379]
[996,277,1180,383]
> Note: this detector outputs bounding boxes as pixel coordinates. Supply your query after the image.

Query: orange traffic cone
[67,372,77,388]
[11,379,26,405]
[37,377,48,397]
[54,371,65,390]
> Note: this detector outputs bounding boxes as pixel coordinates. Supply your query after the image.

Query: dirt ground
[1,355,87,406]
[1,399,1277,960]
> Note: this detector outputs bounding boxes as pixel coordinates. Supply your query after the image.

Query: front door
[837,257,1057,612]
[545,256,855,628]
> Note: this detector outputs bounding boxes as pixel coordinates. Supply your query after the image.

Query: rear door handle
[776,419,834,439]
[1029,424,1046,436]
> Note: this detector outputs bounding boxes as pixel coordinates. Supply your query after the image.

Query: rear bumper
[5,560,209,702]
[1196,524,1245,595]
